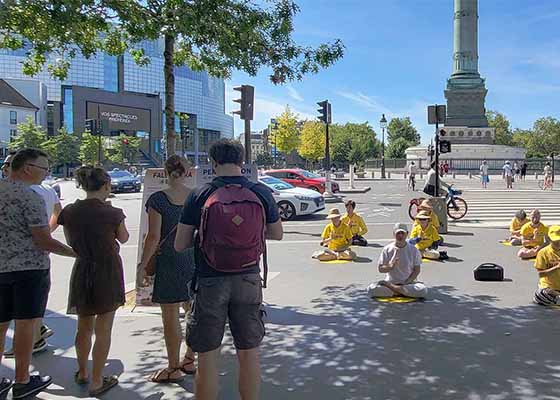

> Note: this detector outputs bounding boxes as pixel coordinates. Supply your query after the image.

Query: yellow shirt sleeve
[321,224,332,240]
[509,218,518,232]
[520,222,532,239]
[535,247,549,271]
[431,213,440,231]
[356,215,368,236]
[411,225,438,251]
[344,224,353,242]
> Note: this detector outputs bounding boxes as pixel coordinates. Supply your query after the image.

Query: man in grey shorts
[175,140,283,400]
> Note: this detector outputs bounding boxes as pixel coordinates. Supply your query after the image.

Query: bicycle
[408,185,468,221]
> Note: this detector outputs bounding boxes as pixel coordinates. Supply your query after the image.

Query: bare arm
[139,208,161,265]
[116,220,129,244]
[405,265,421,284]
[31,226,76,258]
[538,263,560,277]
[266,220,283,240]
[49,202,62,232]
[175,223,195,252]
[378,253,399,273]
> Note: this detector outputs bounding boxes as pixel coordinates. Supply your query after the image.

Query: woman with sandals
[138,156,197,383]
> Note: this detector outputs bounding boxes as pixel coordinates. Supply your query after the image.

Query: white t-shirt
[408,164,418,175]
[502,164,513,177]
[378,242,422,284]
[426,169,437,186]
[31,183,60,220]
[544,165,552,177]
[480,164,489,175]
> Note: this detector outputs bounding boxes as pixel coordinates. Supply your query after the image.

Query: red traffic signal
[122,138,129,145]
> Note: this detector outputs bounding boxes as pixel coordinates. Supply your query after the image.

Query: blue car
[109,170,142,193]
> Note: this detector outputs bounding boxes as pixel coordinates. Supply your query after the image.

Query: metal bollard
[371,171,375,178]
[468,172,472,179]
[535,172,539,180]
[452,172,456,179]
[388,172,391,179]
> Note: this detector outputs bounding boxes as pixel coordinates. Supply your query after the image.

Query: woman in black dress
[138,156,196,383]
[58,166,129,396]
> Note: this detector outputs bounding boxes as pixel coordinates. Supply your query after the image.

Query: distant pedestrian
[480,160,489,189]
[513,162,521,182]
[0,149,76,399]
[521,162,528,180]
[443,161,449,176]
[138,155,197,382]
[407,161,418,191]
[543,162,553,190]
[1,151,61,358]
[175,139,283,400]
[502,161,513,189]
[57,166,129,397]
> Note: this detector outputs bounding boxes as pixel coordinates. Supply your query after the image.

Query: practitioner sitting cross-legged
[409,211,448,260]
[518,209,549,260]
[508,209,529,246]
[342,200,368,246]
[312,208,356,261]
[367,223,428,299]
[533,225,560,306]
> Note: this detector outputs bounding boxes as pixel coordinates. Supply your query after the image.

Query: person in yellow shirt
[517,209,549,259]
[413,199,443,245]
[312,208,356,261]
[409,211,448,260]
[342,200,368,246]
[533,225,560,305]
[508,209,528,246]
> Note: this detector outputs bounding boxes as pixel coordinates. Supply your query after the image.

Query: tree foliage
[79,132,106,165]
[274,106,300,154]
[386,137,412,159]
[8,116,48,151]
[387,117,420,145]
[486,110,513,146]
[43,127,81,171]
[298,121,325,163]
[330,122,378,166]
[1,0,345,154]
[256,152,273,167]
[108,134,141,165]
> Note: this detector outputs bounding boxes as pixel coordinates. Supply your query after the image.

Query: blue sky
[226,0,560,144]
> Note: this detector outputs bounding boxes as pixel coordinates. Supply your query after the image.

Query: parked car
[43,175,61,198]
[259,175,325,221]
[264,168,340,194]
[109,169,142,193]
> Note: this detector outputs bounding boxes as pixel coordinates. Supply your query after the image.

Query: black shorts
[186,274,265,353]
[0,269,51,323]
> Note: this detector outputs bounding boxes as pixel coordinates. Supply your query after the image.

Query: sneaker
[0,378,13,399]
[32,338,48,354]
[40,324,54,340]
[12,375,52,399]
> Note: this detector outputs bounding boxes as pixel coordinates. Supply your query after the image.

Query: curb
[338,187,372,194]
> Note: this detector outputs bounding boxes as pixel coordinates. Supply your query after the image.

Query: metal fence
[365,158,559,173]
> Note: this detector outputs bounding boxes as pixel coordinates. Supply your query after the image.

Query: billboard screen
[87,102,151,132]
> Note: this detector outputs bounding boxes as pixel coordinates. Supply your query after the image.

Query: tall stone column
[444,0,489,130]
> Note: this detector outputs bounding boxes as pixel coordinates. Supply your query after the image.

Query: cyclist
[407,162,418,191]
[423,162,450,197]
[543,162,553,190]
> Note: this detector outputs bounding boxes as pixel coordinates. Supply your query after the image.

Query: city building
[0,78,48,157]
[0,39,233,163]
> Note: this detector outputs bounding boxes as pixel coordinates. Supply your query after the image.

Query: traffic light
[233,85,254,120]
[122,138,129,145]
[439,140,451,154]
[317,100,332,124]
[427,144,435,157]
[85,119,98,135]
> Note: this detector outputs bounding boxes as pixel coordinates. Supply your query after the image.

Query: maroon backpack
[199,181,267,281]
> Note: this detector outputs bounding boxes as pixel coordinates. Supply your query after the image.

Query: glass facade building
[0,39,234,155]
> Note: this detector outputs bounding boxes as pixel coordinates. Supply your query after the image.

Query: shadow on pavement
[445,231,475,236]
[258,284,560,399]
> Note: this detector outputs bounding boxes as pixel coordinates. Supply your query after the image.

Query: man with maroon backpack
[175,139,283,400]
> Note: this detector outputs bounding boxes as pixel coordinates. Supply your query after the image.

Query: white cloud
[286,86,304,102]
[335,91,393,116]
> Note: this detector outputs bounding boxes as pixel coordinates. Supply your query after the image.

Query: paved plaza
[2,178,560,399]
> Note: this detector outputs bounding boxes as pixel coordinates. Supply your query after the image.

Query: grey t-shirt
[378,241,422,284]
[0,179,50,273]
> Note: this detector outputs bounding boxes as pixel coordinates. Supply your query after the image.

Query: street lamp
[380,114,387,179]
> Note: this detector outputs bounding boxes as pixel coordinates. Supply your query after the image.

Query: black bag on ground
[474,263,504,281]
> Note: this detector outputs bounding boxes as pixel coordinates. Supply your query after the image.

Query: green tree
[486,111,513,146]
[533,117,560,156]
[256,152,273,167]
[274,106,300,154]
[298,121,325,163]
[387,117,420,145]
[43,127,81,176]
[108,134,141,165]
[1,0,344,155]
[79,132,106,165]
[8,116,48,151]
[330,122,378,166]
[386,137,412,159]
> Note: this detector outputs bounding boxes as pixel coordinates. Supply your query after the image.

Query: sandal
[180,357,196,375]
[88,375,118,397]
[74,371,89,385]
[149,368,185,383]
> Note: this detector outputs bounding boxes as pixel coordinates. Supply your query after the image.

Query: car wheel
[278,201,296,221]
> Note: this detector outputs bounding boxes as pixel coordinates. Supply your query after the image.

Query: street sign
[428,105,446,125]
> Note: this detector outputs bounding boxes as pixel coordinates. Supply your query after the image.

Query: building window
[10,129,17,142]
[9,111,17,125]
[62,87,74,133]
[104,55,118,92]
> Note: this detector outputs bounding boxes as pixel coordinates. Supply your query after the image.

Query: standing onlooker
[521,162,528,180]
[175,139,283,400]
[502,160,513,189]
[407,161,418,191]
[543,162,553,190]
[138,156,197,382]
[2,151,61,357]
[443,161,449,176]
[480,160,489,189]
[57,166,129,396]
[513,161,521,182]
[0,149,76,399]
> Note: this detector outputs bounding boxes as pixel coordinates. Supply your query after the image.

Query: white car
[260,175,325,221]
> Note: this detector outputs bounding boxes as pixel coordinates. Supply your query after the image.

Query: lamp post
[380,114,387,179]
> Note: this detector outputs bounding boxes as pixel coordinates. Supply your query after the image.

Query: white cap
[393,223,408,234]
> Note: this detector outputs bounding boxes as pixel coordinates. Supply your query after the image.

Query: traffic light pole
[244,118,251,164]
[435,119,440,197]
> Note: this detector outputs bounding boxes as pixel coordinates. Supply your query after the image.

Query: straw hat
[415,211,432,220]
[326,208,342,219]
[419,199,432,211]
